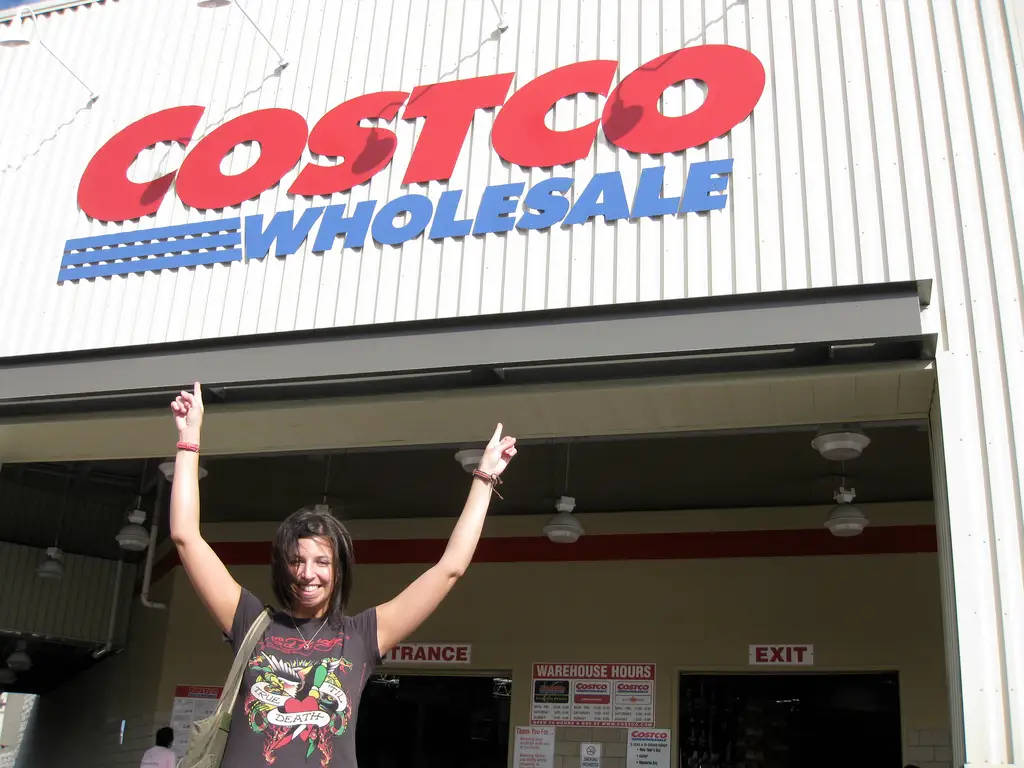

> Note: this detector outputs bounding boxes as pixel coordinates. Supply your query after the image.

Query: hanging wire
[563,443,572,495]
[132,459,148,512]
[322,455,333,504]
[52,475,71,549]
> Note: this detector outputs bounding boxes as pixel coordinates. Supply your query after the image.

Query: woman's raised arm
[375,423,517,655]
[168,382,240,634]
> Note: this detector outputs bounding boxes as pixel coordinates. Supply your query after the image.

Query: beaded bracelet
[471,468,504,499]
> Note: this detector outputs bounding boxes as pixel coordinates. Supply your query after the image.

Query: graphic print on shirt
[243,634,353,767]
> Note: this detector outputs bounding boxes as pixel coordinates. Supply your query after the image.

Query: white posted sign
[514,726,556,768]
[169,685,222,761]
[581,742,602,768]
[627,728,672,768]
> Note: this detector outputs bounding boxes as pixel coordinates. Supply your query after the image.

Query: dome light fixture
[454,448,484,473]
[6,642,31,673]
[824,485,869,537]
[543,496,584,544]
[0,14,31,47]
[36,546,65,580]
[116,508,150,552]
[811,426,871,461]
[0,9,98,103]
[158,460,208,481]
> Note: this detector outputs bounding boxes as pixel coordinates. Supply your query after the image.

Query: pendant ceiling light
[811,425,871,461]
[37,479,69,580]
[824,485,869,538]
[115,503,150,552]
[297,455,340,517]
[36,546,64,580]
[157,460,208,481]
[543,495,584,544]
[543,444,584,543]
[812,425,872,537]
[0,13,31,47]
[6,641,31,673]
[0,8,98,102]
[454,448,484,473]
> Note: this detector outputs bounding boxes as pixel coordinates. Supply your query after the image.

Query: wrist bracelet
[176,441,200,453]
[471,468,503,499]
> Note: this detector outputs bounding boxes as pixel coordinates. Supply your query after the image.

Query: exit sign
[748,644,814,666]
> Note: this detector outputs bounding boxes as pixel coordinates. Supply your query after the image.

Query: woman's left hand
[479,423,517,477]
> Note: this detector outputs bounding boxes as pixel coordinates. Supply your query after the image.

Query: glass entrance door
[678,673,901,768]
[357,673,511,768]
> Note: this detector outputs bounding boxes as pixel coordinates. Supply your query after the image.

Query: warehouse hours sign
[530,662,655,727]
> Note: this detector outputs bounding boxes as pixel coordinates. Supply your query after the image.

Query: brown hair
[270,506,354,627]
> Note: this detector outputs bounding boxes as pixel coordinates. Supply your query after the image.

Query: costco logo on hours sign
[60,45,765,282]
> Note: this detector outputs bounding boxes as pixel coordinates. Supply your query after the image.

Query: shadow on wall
[13,604,172,768]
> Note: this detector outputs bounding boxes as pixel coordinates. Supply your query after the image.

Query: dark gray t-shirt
[222,589,381,768]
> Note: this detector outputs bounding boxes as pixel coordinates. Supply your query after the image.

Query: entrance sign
[748,644,814,666]
[514,726,555,768]
[380,642,471,665]
[530,662,655,727]
[627,728,671,768]
[60,45,765,283]
[169,684,223,761]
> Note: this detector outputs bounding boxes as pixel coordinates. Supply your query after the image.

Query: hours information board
[530,663,655,727]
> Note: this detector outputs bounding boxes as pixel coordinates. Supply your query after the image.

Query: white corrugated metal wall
[0,1,1022,766]
[0,542,133,645]
[0,0,1013,353]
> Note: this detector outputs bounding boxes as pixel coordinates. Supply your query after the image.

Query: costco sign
[60,45,764,282]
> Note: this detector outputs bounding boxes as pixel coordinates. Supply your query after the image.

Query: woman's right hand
[170,381,204,443]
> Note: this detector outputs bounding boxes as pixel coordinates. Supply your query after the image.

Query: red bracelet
[471,469,503,499]
[176,441,200,453]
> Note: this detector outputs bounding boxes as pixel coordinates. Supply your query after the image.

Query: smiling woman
[167,382,517,768]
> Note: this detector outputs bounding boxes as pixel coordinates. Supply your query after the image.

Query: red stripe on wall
[153,525,936,581]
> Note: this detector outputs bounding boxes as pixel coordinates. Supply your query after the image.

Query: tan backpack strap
[210,607,273,721]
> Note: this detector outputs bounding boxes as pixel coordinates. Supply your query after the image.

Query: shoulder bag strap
[209,607,273,721]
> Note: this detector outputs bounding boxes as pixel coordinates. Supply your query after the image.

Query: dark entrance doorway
[678,673,901,768]
[357,673,511,768]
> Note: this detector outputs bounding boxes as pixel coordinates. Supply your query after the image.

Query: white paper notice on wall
[748,644,814,665]
[169,685,223,760]
[581,742,602,768]
[627,728,672,768]
[514,726,556,768]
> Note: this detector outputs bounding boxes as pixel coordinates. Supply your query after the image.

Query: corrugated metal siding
[0,542,133,646]
[0,0,1017,355]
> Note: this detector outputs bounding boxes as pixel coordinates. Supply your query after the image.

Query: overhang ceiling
[0,421,932,561]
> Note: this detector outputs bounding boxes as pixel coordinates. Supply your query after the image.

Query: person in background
[139,727,175,768]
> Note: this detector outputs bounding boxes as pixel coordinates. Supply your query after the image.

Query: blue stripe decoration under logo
[59,217,242,283]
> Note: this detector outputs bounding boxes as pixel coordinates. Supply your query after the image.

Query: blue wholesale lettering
[58,162,735,281]
[262,162,734,255]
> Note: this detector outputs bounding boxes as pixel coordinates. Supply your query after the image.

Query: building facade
[0,1,1022,767]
